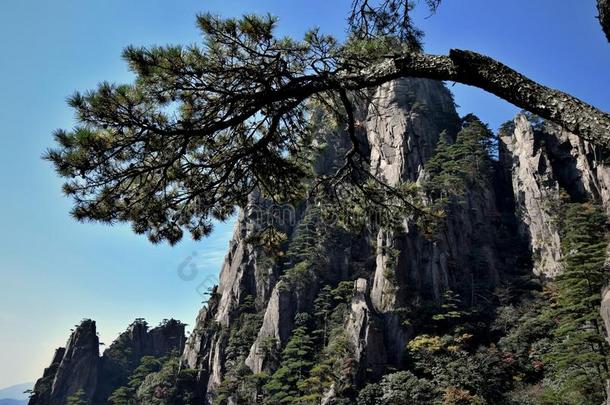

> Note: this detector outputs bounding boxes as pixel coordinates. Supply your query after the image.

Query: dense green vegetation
[108,353,197,404]
[423,115,495,206]
[540,202,609,403]
[211,279,355,405]
[66,389,88,405]
[262,314,316,403]
[355,200,610,405]
[204,120,610,404]
[95,319,150,402]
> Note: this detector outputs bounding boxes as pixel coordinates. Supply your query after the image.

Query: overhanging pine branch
[216,50,610,146]
[334,50,610,146]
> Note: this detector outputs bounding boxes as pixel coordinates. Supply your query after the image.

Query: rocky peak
[367,78,460,185]
[115,319,150,358]
[181,78,489,402]
[30,318,186,405]
[100,318,185,367]
[29,319,99,405]
[148,319,187,356]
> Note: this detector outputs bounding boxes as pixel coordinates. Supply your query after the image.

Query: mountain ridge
[0,383,32,402]
[29,78,610,404]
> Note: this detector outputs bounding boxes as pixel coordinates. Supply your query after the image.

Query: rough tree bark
[339,50,610,146]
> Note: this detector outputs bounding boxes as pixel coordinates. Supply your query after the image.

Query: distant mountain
[0,399,28,405]
[0,383,31,401]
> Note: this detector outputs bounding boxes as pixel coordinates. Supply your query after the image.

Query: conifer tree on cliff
[544,203,610,403]
[46,0,610,244]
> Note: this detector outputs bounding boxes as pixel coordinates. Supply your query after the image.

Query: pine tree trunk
[341,50,610,146]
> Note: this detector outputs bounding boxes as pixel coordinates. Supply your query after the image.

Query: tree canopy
[46,0,610,244]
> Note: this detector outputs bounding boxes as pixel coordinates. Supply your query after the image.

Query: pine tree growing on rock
[66,390,88,405]
[45,1,610,246]
[543,202,610,403]
[262,314,316,404]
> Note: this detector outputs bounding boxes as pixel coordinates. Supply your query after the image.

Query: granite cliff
[31,78,610,404]
[180,79,610,403]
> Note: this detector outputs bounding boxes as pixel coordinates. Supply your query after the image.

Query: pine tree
[313,285,334,348]
[423,116,495,205]
[66,389,88,405]
[108,356,163,404]
[263,314,315,404]
[43,2,610,246]
[544,202,610,403]
[285,205,345,270]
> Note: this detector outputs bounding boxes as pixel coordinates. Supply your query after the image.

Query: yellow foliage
[454,333,473,343]
[442,387,485,405]
[407,334,443,353]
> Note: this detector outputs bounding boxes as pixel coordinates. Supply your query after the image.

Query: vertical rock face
[499,114,610,279]
[544,124,610,212]
[148,319,187,356]
[500,115,563,278]
[183,78,513,401]
[182,307,210,370]
[30,319,99,405]
[29,348,66,405]
[181,191,287,398]
[366,79,461,305]
[344,278,386,383]
[182,294,219,381]
[367,78,503,364]
[245,285,299,373]
[245,257,326,374]
[214,190,286,324]
[367,78,460,185]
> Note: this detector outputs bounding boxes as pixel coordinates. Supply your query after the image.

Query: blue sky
[0,0,608,389]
